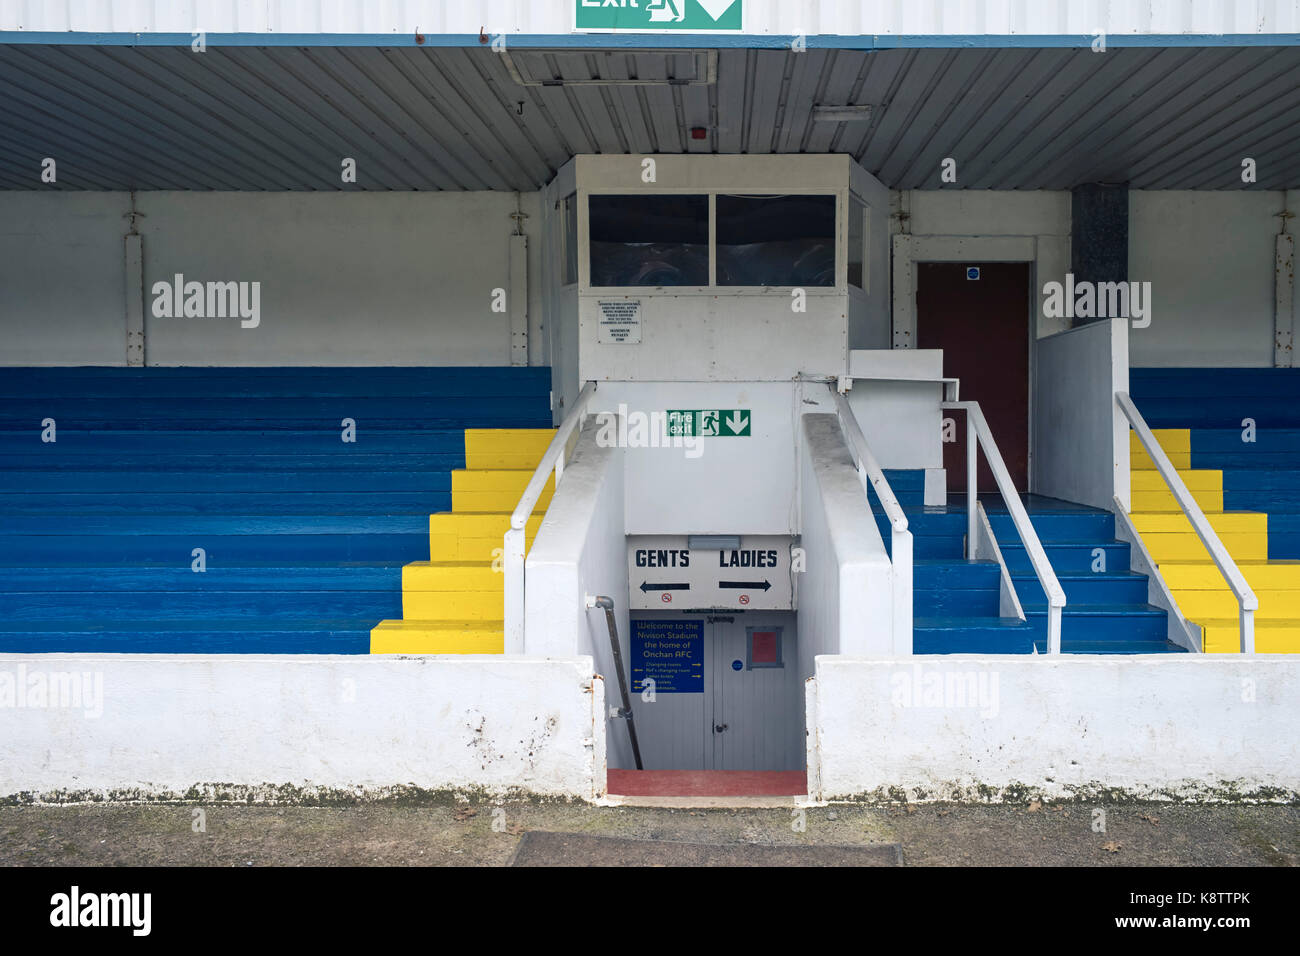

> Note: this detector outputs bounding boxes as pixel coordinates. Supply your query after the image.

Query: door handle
[714,723,728,733]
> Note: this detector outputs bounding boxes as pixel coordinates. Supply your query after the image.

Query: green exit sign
[576,0,743,32]
[666,409,752,437]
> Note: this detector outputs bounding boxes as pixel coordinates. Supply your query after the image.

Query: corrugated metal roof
[1,45,1296,190]
[4,0,1300,39]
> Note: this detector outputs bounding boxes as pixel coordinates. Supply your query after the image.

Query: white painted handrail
[944,401,1067,654]
[1116,391,1257,654]
[503,380,597,654]
[829,386,913,651]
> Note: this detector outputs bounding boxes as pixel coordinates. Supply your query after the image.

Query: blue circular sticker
[731,659,743,671]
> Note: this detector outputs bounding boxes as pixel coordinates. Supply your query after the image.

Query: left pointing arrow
[641,582,690,592]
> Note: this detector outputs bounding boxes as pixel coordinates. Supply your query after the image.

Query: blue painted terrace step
[881,470,1184,655]
[1133,367,1300,559]
[0,366,551,653]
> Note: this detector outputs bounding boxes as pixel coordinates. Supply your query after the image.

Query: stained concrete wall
[808,655,1300,801]
[0,654,605,800]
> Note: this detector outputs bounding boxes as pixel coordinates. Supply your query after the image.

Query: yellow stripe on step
[1130,512,1267,534]
[1175,589,1300,620]
[1131,429,1190,470]
[1139,533,1269,562]
[465,429,556,468]
[1130,469,1221,491]
[1130,488,1224,512]
[402,589,503,620]
[1160,561,1300,590]
[1199,621,1300,654]
[401,561,500,591]
[369,620,505,654]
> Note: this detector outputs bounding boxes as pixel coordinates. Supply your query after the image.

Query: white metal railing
[943,400,1067,653]
[1116,391,1257,654]
[829,386,913,650]
[503,380,597,653]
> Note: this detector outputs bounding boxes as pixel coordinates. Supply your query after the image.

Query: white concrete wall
[0,190,545,367]
[0,193,130,365]
[809,655,1300,801]
[1129,190,1288,367]
[797,415,897,674]
[1031,316,1129,510]
[846,348,945,471]
[595,381,800,536]
[523,417,633,768]
[0,654,605,800]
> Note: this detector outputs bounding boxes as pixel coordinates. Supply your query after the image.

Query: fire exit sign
[666,409,751,437]
[576,0,743,32]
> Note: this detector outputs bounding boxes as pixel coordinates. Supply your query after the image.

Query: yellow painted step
[370,620,505,654]
[1130,512,1267,535]
[1130,469,1221,491]
[400,560,500,591]
[1139,533,1269,562]
[451,470,554,513]
[1160,561,1300,590]
[1199,621,1300,654]
[1130,428,1190,470]
[1174,588,1300,620]
[428,512,544,560]
[1130,487,1224,512]
[402,588,502,620]
[465,428,555,469]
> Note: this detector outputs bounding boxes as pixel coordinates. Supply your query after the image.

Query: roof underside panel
[0,45,1296,191]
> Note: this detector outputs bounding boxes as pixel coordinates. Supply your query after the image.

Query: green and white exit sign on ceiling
[576,0,743,32]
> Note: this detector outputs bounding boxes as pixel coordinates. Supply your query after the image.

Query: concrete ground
[1,800,1296,866]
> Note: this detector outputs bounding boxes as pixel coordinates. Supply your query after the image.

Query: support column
[1070,183,1129,327]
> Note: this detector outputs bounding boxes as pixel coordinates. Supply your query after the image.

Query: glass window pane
[716,194,836,287]
[562,193,578,286]
[848,195,865,289]
[588,195,709,287]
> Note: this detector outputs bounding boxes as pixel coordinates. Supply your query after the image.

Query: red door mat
[607,770,808,797]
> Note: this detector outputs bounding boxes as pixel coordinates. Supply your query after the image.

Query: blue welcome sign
[631,619,704,693]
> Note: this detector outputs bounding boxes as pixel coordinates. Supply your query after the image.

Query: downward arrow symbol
[696,0,739,22]
[725,411,749,434]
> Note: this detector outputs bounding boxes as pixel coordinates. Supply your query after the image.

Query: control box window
[588,194,709,287]
[561,192,578,286]
[716,194,836,287]
[848,195,866,290]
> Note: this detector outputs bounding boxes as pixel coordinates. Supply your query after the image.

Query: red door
[916,262,1030,495]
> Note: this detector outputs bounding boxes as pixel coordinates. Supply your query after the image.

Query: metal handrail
[1116,391,1257,654]
[587,595,643,770]
[503,380,597,653]
[829,386,913,651]
[943,400,1067,654]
